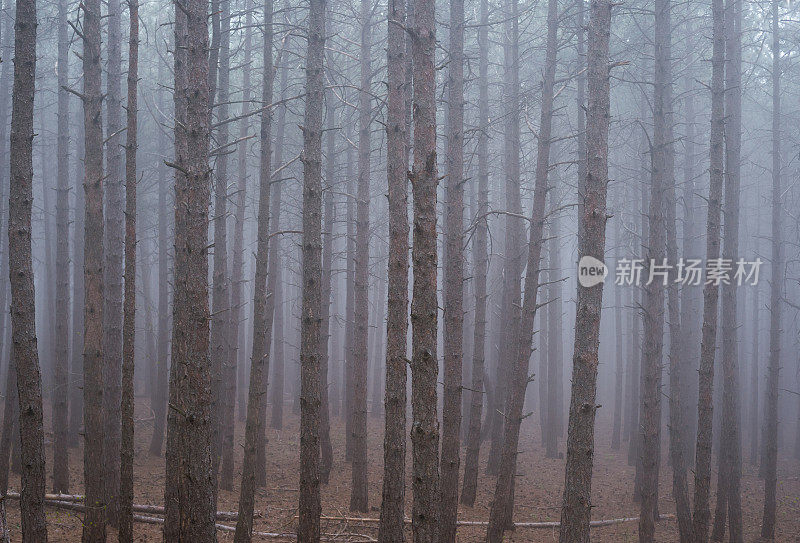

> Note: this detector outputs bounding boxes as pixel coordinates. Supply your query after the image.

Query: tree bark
[440,0,464,535]
[557,1,611,540]
[460,0,489,508]
[81,0,108,536]
[234,0,274,536]
[119,1,138,539]
[69,97,85,449]
[162,0,216,537]
[350,0,372,512]
[8,0,48,537]
[410,0,440,536]
[486,0,556,538]
[102,0,124,522]
[297,0,325,538]
[691,0,725,536]
[611,216,623,451]
[377,0,408,536]
[546,190,564,459]
[53,0,71,494]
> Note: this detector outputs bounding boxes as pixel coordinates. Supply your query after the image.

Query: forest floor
[3,398,799,542]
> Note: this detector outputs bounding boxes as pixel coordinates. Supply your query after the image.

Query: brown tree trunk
[69,99,85,449]
[0,353,16,496]
[410,0,440,537]
[377,0,408,536]
[557,0,611,540]
[149,60,170,456]
[162,0,216,537]
[210,0,232,500]
[460,0,488,508]
[611,216,623,451]
[234,0,274,536]
[8,0,48,537]
[749,279,760,465]
[440,0,464,535]
[761,0,781,536]
[350,0,372,512]
[119,1,138,539]
[268,56,289,431]
[639,0,671,537]
[344,125,355,456]
[546,190,564,458]
[319,94,335,486]
[297,0,325,537]
[714,0,744,538]
[82,0,108,536]
[52,0,71,494]
[486,0,556,538]
[102,0,124,522]
[691,0,725,535]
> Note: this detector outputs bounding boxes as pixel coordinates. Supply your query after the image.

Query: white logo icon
[578,255,608,288]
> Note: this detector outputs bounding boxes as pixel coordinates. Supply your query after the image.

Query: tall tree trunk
[268,56,289,431]
[224,0,253,491]
[350,0,372,512]
[487,0,523,477]
[149,59,170,456]
[546,190,564,458]
[639,0,671,537]
[749,279,759,464]
[557,0,611,540]
[119,0,138,538]
[344,123,355,457]
[8,1,47,535]
[69,98,85,448]
[377,0,408,536]
[0,354,16,496]
[460,0,488,508]
[319,95,335,486]
[486,0,556,538]
[162,0,216,537]
[410,0,440,537]
[691,0,725,535]
[297,0,325,537]
[102,0,124,522]
[6,1,43,541]
[234,0,274,536]
[761,0,781,536]
[713,0,743,538]
[210,0,232,500]
[82,0,108,536]
[52,0,71,493]
[440,0,464,535]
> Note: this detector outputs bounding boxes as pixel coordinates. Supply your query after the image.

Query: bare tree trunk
[268,57,289,431]
[52,0,71,494]
[297,0,325,537]
[82,0,108,536]
[0,353,16,496]
[69,102,85,449]
[460,0,488,507]
[691,0,725,536]
[233,1,274,536]
[319,95,335,486]
[350,0,372,512]
[210,0,232,501]
[162,0,216,537]
[344,127,355,456]
[486,0,556,538]
[377,0,408,536]
[440,0,464,535]
[749,280,759,465]
[713,0,744,538]
[638,0,671,535]
[149,60,170,456]
[119,1,138,538]
[546,192,564,458]
[557,0,611,540]
[761,0,781,536]
[8,0,48,538]
[102,0,124,522]
[487,0,523,477]
[410,0,440,537]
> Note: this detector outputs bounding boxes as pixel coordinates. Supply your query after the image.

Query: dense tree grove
[1,0,800,540]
